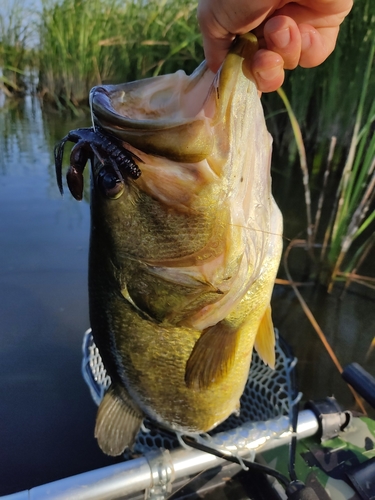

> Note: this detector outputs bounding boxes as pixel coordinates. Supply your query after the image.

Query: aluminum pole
[2,410,319,500]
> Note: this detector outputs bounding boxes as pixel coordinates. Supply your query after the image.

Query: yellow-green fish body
[87,34,283,455]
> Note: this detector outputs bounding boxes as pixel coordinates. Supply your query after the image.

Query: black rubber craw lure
[54,126,142,201]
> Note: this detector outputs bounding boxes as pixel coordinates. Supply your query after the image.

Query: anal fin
[254,305,275,369]
[185,320,238,390]
[95,384,143,456]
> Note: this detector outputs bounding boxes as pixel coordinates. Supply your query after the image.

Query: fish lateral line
[228,223,288,241]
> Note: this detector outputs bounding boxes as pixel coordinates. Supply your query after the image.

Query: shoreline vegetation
[0,0,204,105]
[0,0,374,291]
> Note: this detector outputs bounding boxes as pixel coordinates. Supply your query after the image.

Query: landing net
[82,328,296,455]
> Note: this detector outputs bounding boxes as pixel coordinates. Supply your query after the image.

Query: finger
[201,32,235,73]
[263,16,302,70]
[299,24,340,67]
[249,49,285,93]
[197,3,235,73]
[197,0,277,73]
[265,1,352,68]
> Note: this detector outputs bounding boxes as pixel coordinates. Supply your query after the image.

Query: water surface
[0,97,120,495]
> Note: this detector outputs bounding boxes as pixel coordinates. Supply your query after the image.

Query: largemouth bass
[56,34,283,456]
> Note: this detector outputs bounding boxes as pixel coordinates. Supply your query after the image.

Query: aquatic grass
[280,116,374,291]
[278,27,375,291]
[37,0,202,106]
[264,0,375,167]
[365,336,375,362]
[105,0,202,80]
[322,31,375,290]
[38,0,120,104]
[276,87,313,251]
[0,0,36,94]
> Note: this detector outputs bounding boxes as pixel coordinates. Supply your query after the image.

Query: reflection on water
[0,98,374,495]
[0,97,119,496]
[273,280,375,415]
[271,169,375,420]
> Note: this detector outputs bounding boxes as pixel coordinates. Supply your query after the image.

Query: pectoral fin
[95,384,143,456]
[254,306,275,369]
[185,320,238,390]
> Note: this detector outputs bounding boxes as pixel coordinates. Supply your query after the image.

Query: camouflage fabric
[260,416,375,499]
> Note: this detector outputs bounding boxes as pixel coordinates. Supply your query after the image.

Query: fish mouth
[89,34,259,163]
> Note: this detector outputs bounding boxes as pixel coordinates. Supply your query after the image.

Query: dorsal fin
[254,306,275,369]
[185,320,238,390]
[95,384,143,456]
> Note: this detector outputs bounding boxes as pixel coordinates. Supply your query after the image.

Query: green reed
[323,31,375,291]
[38,0,120,106]
[263,0,375,167]
[37,0,202,106]
[262,0,375,292]
[0,0,36,94]
[103,0,202,80]
[279,30,375,292]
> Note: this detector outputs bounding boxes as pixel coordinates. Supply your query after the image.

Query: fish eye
[97,169,124,199]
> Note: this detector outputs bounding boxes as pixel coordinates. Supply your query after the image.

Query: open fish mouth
[89,61,215,163]
[89,34,259,165]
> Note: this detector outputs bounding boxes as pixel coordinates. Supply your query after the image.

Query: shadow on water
[0,97,374,495]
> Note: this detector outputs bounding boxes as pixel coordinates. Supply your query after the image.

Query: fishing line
[181,435,321,499]
[229,223,290,241]
[145,421,290,487]
[181,435,290,488]
[89,90,96,131]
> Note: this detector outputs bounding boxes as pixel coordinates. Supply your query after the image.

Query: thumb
[197,4,235,73]
[202,34,236,73]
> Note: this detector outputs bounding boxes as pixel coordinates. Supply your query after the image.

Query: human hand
[197,0,353,92]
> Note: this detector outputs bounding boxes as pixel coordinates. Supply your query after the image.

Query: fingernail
[269,28,290,49]
[256,65,281,82]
